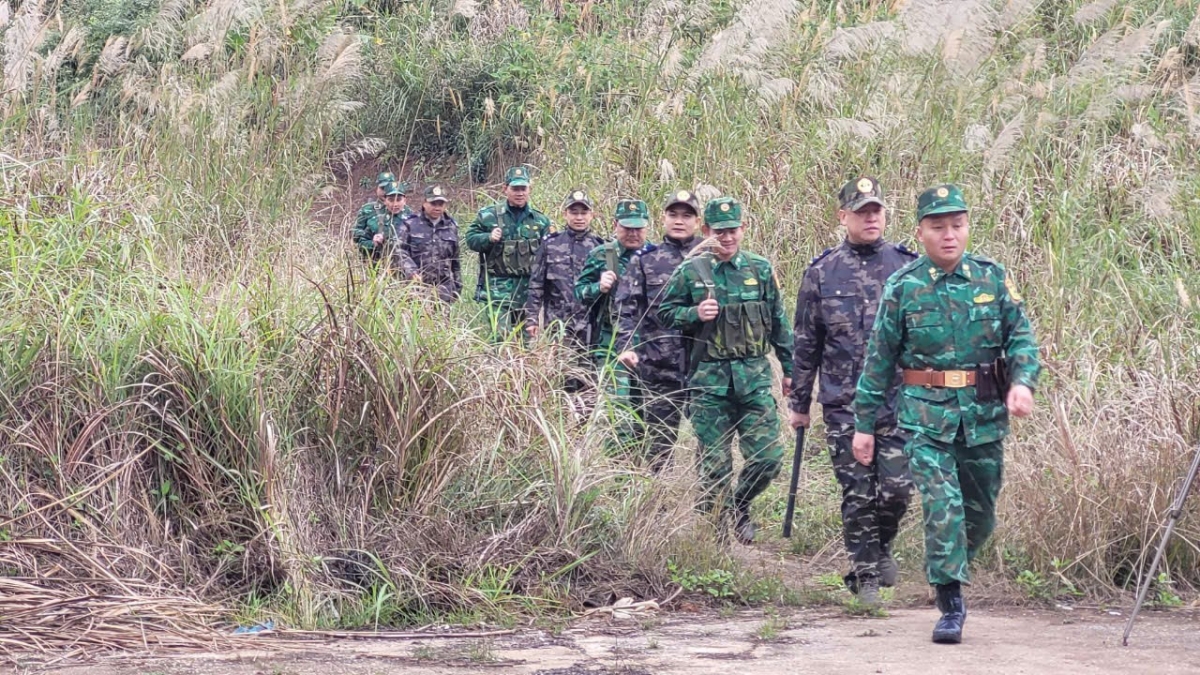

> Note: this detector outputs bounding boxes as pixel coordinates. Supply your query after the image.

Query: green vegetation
[1,0,1199,635]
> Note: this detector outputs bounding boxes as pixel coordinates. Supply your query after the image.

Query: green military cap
[562,188,594,210]
[376,171,396,186]
[916,184,969,220]
[703,197,743,229]
[663,189,701,213]
[383,181,404,197]
[424,184,449,203]
[504,166,531,187]
[839,176,885,211]
[614,199,650,228]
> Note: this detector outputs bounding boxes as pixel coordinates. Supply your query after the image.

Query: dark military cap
[562,189,594,210]
[614,199,650,228]
[703,197,742,229]
[504,166,531,187]
[916,184,969,220]
[383,181,404,197]
[376,171,396,186]
[424,185,449,203]
[663,189,701,214]
[839,177,885,212]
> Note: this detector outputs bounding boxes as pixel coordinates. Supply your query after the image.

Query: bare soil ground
[31,606,1200,675]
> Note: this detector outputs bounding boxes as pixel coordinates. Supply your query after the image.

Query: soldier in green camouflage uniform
[393,185,462,303]
[576,199,652,363]
[790,177,915,606]
[353,181,408,266]
[614,190,702,472]
[465,167,552,340]
[853,184,1040,643]
[525,189,606,349]
[353,172,411,260]
[658,197,793,544]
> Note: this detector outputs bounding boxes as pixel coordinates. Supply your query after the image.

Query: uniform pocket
[968,303,1002,347]
[898,384,956,433]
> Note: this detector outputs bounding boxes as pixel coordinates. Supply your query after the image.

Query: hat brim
[663,199,699,213]
[708,220,742,229]
[843,196,885,212]
[427,196,448,203]
[918,204,968,220]
[616,218,650,229]
[506,178,531,187]
[564,200,592,209]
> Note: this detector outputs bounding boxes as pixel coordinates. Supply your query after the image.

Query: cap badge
[720,203,730,212]
[433,187,442,196]
[857,178,873,193]
[573,191,584,200]
[936,187,949,198]
[676,190,690,201]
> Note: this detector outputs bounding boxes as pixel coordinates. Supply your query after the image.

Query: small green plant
[646,636,660,650]
[466,640,497,663]
[754,615,788,642]
[1152,573,1183,608]
[668,561,735,599]
[1016,569,1051,601]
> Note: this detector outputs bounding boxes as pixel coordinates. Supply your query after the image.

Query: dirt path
[38,607,1200,675]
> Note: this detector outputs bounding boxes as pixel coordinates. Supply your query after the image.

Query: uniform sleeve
[351,204,378,254]
[789,265,824,413]
[656,263,701,331]
[524,239,550,327]
[766,263,793,378]
[451,222,463,298]
[614,255,645,353]
[392,217,419,278]
[535,212,552,237]
[465,209,497,253]
[998,267,1040,390]
[574,247,607,306]
[853,278,904,434]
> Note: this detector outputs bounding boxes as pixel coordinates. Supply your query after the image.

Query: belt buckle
[944,370,968,388]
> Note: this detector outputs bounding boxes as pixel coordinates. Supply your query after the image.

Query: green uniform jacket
[575,241,644,351]
[853,253,1040,445]
[353,201,412,258]
[465,201,551,305]
[657,250,793,398]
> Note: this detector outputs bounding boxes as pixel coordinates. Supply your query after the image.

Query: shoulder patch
[636,243,658,255]
[810,247,835,265]
[969,253,999,267]
[894,243,917,258]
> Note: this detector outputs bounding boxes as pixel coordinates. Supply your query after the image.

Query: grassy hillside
[2,0,1199,631]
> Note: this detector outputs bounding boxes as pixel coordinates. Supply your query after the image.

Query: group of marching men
[351,165,1042,645]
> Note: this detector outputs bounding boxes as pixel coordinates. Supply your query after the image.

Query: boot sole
[932,631,962,644]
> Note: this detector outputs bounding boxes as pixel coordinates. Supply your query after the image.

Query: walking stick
[782,428,806,538]
[1122,444,1200,646]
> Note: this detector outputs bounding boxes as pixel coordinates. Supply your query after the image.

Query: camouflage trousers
[827,423,914,585]
[688,384,784,516]
[627,378,687,472]
[906,428,1004,585]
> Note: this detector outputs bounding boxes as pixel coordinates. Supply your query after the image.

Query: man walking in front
[790,177,916,607]
[466,167,551,340]
[394,184,462,303]
[853,184,1040,643]
[657,197,793,544]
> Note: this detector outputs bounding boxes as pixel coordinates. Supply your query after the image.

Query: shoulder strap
[605,245,618,273]
[691,255,715,291]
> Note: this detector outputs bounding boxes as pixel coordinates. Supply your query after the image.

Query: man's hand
[489,227,503,243]
[599,270,617,293]
[697,298,720,322]
[789,411,810,429]
[1006,384,1034,417]
[372,233,385,246]
[782,377,792,398]
[617,351,639,369]
[526,323,540,339]
[852,432,875,466]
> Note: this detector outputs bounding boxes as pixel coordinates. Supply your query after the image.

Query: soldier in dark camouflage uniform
[394,185,462,303]
[352,181,408,266]
[525,189,606,348]
[853,184,1040,644]
[789,177,916,607]
[614,190,702,471]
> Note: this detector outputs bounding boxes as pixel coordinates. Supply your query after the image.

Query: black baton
[782,427,806,538]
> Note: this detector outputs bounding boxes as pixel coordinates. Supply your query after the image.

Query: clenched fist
[599,270,617,293]
[489,227,503,243]
[697,298,720,322]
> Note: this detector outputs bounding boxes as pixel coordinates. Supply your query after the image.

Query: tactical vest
[693,257,771,361]
[488,237,540,276]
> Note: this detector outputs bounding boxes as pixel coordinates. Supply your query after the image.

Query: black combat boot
[733,503,756,545]
[932,582,966,644]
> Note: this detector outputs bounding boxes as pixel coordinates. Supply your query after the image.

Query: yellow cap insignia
[433,187,442,196]
[573,191,584,200]
[857,178,873,193]
[720,203,730,212]
[974,293,995,304]
[744,278,758,285]
[936,187,949,198]
[677,190,690,201]
[1005,277,1023,303]
[515,169,523,176]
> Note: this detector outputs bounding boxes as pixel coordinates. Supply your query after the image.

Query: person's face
[917,212,970,270]
[663,205,699,240]
[564,205,594,232]
[504,184,530,207]
[376,185,386,200]
[384,194,406,215]
[615,224,646,250]
[839,203,886,245]
[424,200,447,220]
[703,224,744,259]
